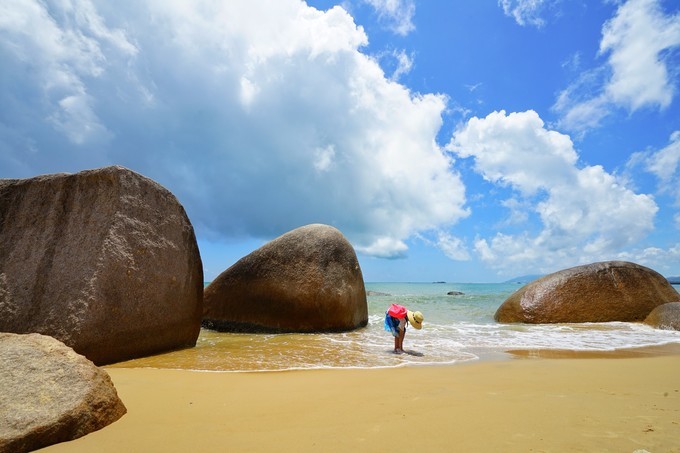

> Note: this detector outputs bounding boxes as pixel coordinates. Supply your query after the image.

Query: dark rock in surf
[644,302,680,331]
[0,166,203,365]
[203,224,367,333]
[0,333,126,452]
[447,291,464,296]
[494,261,680,324]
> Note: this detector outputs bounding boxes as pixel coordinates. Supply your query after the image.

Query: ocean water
[111,282,680,372]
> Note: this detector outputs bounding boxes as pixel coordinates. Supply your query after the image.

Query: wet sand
[42,348,680,452]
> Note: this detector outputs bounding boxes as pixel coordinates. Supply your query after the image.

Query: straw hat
[407,310,424,329]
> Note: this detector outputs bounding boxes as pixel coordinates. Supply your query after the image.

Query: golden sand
[42,351,680,452]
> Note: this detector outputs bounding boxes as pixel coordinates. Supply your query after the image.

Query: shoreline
[42,345,680,452]
[505,342,680,360]
[110,341,680,373]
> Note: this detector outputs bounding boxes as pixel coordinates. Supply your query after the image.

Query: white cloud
[239,77,259,108]
[554,93,610,134]
[362,0,415,36]
[498,0,549,28]
[390,49,414,81]
[436,232,470,261]
[0,0,468,259]
[616,243,680,275]
[636,131,680,228]
[600,0,680,111]
[449,110,658,273]
[644,131,680,202]
[553,67,610,132]
[356,236,408,259]
[450,110,578,196]
[372,48,414,82]
[474,237,496,263]
[313,145,336,173]
[49,91,111,144]
[500,197,530,225]
[555,0,680,133]
[0,0,137,145]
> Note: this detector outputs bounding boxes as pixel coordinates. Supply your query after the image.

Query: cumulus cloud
[498,0,549,28]
[617,243,680,275]
[449,110,658,273]
[500,197,530,225]
[0,0,468,259]
[644,131,680,203]
[629,131,680,235]
[436,232,471,261]
[362,0,415,35]
[555,0,680,132]
[600,0,680,111]
[0,0,136,146]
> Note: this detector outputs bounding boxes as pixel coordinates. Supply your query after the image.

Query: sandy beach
[42,350,680,453]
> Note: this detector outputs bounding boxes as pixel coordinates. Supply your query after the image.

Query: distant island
[503,274,544,284]
[668,276,680,285]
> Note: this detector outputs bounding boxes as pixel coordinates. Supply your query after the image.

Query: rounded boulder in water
[644,302,680,331]
[203,224,368,333]
[494,261,680,324]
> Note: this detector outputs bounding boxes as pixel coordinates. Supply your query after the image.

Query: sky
[1,0,680,283]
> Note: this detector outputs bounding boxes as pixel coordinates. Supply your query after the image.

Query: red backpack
[387,303,407,319]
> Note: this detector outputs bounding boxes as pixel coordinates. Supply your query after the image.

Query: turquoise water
[112,282,680,372]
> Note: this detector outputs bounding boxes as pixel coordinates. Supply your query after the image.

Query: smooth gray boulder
[0,166,203,365]
[495,261,680,323]
[203,224,368,332]
[0,333,126,452]
[644,302,680,331]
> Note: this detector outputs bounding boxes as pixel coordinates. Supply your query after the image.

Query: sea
[110,282,680,372]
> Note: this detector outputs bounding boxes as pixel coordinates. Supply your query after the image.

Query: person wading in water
[384,304,424,353]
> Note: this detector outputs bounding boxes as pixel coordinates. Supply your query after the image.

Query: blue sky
[1,0,679,282]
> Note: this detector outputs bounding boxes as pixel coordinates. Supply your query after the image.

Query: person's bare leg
[396,329,405,352]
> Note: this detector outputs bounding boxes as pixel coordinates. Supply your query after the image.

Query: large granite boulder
[0,333,126,452]
[644,302,680,331]
[203,224,368,332]
[495,261,680,324]
[0,166,203,365]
